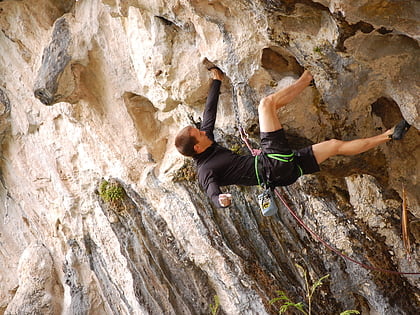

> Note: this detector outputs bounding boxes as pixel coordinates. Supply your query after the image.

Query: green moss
[173,162,196,182]
[229,143,242,154]
[313,46,322,54]
[99,180,124,203]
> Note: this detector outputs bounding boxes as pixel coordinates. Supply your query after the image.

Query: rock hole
[355,21,375,34]
[123,92,159,140]
[123,92,166,162]
[334,13,374,51]
[371,97,403,129]
[377,27,393,35]
[155,16,176,26]
[261,47,303,76]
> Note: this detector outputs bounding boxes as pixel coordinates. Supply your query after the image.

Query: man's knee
[258,96,275,114]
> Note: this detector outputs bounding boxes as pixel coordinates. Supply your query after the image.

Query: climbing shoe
[389,119,411,140]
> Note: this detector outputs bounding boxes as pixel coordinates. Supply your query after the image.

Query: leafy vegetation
[270,290,306,314]
[313,46,322,54]
[172,161,196,182]
[340,311,360,315]
[270,264,360,315]
[209,295,220,315]
[99,180,124,204]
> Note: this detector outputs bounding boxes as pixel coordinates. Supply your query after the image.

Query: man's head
[175,126,212,157]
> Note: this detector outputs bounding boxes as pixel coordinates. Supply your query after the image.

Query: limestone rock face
[4,243,62,314]
[0,0,419,314]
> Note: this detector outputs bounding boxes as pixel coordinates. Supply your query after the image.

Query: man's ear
[193,143,201,154]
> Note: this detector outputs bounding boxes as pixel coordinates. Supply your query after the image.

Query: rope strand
[273,187,419,275]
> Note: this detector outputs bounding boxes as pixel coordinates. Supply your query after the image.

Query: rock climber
[175,65,411,208]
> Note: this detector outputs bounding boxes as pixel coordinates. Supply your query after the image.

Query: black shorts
[259,129,320,186]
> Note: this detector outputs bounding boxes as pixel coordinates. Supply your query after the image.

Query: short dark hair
[175,126,198,157]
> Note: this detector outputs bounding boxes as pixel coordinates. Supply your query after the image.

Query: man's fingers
[219,194,232,207]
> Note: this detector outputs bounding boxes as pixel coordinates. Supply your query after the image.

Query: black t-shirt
[193,80,257,207]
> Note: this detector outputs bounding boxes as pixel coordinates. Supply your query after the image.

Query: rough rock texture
[0,0,419,314]
[4,242,62,314]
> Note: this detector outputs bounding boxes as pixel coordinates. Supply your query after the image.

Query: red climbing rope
[273,188,420,275]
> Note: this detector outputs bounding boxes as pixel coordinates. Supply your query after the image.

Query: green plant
[172,162,196,182]
[313,46,322,54]
[296,264,329,314]
[209,295,220,315]
[269,290,306,314]
[270,264,359,315]
[229,143,242,154]
[99,180,124,203]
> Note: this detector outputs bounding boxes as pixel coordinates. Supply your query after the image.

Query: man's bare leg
[258,70,313,132]
[312,129,393,164]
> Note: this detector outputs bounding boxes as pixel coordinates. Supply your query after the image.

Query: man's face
[190,127,212,152]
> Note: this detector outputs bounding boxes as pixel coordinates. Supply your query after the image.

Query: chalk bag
[257,188,278,216]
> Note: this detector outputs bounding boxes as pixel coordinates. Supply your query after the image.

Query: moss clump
[99,180,124,203]
[173,162,196,182]
[229,143,242,154]
[313,46,322,54]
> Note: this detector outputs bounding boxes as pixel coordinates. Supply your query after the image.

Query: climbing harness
[235,108,420,275]
[232,86,278,216]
